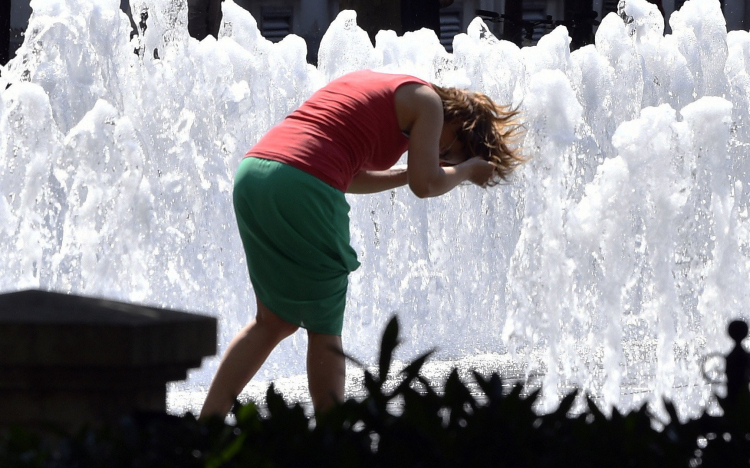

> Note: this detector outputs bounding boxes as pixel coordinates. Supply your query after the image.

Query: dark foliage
[3,315,750,467]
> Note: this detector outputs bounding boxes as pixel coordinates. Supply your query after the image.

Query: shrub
[2,316,749,467]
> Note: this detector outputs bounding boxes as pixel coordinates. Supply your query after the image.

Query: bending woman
[200,69,523,417]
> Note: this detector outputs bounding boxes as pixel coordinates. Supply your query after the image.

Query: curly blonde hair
[432,85,525,184]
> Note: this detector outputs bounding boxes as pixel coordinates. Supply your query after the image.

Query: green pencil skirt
[233,157,361,335]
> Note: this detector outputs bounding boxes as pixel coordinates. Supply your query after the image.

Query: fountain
[1,0,749,418]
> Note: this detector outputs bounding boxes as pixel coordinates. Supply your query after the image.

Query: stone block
[0,289,217,431]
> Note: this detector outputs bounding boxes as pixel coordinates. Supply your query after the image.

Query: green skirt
[233,157,361,335]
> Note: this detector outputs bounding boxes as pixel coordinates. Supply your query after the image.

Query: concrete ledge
[0,289,217,431]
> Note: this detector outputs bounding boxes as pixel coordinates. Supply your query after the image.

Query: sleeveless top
[245,70,431,192]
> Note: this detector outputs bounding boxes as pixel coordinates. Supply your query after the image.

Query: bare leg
[306,331,345,414]
[200,298,298,419]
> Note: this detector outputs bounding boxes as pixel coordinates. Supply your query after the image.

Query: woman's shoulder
[394,81,440,109]
[393,81,441,132]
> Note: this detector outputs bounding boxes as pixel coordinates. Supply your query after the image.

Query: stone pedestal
[0,289,217,431]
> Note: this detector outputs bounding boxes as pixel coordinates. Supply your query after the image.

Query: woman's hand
[462,157,497,187]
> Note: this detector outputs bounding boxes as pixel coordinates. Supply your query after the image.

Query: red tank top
[245,70,430,192]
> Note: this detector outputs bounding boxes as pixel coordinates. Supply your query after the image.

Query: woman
[200,69,523,418]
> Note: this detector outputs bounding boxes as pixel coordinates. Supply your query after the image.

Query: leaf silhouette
[378,315,401,385]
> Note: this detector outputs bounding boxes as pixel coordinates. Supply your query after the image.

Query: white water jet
[1,0,749,418]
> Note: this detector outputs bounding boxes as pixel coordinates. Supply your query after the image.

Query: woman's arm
[397,86,494,198]
[346,166,409,194]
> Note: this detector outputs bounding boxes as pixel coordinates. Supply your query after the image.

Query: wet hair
[432,85,525,184]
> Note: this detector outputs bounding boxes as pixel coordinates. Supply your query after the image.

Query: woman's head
[432,85,525,184]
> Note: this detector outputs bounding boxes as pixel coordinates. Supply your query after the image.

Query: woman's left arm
[346,166,409,194]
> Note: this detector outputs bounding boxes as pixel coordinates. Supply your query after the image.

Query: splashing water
[2,0,750,417]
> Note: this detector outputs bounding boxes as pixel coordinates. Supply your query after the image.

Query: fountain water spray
[1,0,749,417]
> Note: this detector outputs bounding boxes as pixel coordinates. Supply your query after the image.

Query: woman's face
[438,122,468,167]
